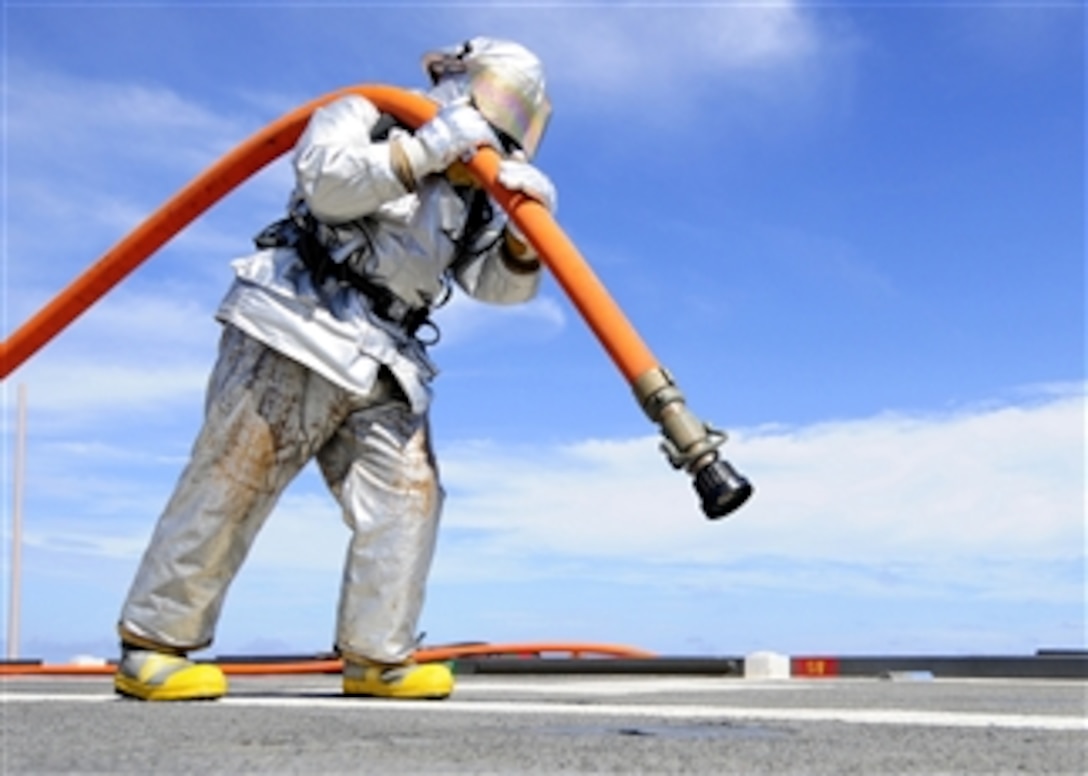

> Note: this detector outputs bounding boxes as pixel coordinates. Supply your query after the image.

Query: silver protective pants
[118,325,443,664]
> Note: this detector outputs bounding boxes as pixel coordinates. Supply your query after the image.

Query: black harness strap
[253,217,431,335]
[253,111,498,339]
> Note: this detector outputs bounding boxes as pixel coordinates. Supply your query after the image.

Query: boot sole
[342,679,452,700]
[114,674,227,702]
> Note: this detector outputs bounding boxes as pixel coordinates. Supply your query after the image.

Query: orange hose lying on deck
[1,84,658,385]
[0,642,657,676]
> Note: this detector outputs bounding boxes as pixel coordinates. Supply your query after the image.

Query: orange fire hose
[1,84,751,518]
[0,84,653,383]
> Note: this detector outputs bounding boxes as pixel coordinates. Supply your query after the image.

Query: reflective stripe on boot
[342,661,453,699]
[114,650,227,701]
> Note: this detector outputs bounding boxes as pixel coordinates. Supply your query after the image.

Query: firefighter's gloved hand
[499,156,557,212]
[406,100,499,180]
[499,157,557,256]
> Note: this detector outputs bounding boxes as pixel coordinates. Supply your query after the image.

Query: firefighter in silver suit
[114,38,556,701]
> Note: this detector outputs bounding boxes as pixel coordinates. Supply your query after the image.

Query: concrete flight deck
[3,652,1086,774]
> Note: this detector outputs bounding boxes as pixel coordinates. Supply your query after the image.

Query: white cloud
[5,61,246,172]
[14,359,209,416]
[52,289,218,352]
[25,530,148,561]
[5,61,297,303]
[429,385,1084,601]
[17,474,351,572]
[454,2,852,115]
[5,286,220,419]
[243,489,351,571]
[19,385,1083,592]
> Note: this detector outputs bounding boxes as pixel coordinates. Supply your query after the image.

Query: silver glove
[403,100,499,180]
[498,157,557,249]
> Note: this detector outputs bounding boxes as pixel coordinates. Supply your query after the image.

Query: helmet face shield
[468,68,552,159]
[422,37,551,159]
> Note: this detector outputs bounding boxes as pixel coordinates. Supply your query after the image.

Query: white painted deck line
[4,692,1085,731]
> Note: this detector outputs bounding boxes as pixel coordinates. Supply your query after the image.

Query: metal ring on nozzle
[633,367,754,520]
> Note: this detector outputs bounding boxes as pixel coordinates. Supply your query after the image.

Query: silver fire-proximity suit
[118,39,555,666]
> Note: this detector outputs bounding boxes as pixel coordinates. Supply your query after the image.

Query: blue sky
[2,1,1084,663]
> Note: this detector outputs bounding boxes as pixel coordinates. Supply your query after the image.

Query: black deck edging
[831,655,1088,680]
[452,655,1086,679]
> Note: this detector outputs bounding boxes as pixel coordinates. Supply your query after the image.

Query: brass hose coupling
[633,368,753,519]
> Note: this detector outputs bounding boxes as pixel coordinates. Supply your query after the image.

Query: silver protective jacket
[217,94,541,414]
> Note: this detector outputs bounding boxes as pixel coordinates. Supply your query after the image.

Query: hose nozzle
[634,368,753,520]
[693,457,753,519]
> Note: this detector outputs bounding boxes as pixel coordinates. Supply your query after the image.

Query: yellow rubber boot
[342,661,453,699]
[114,650,227,701]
